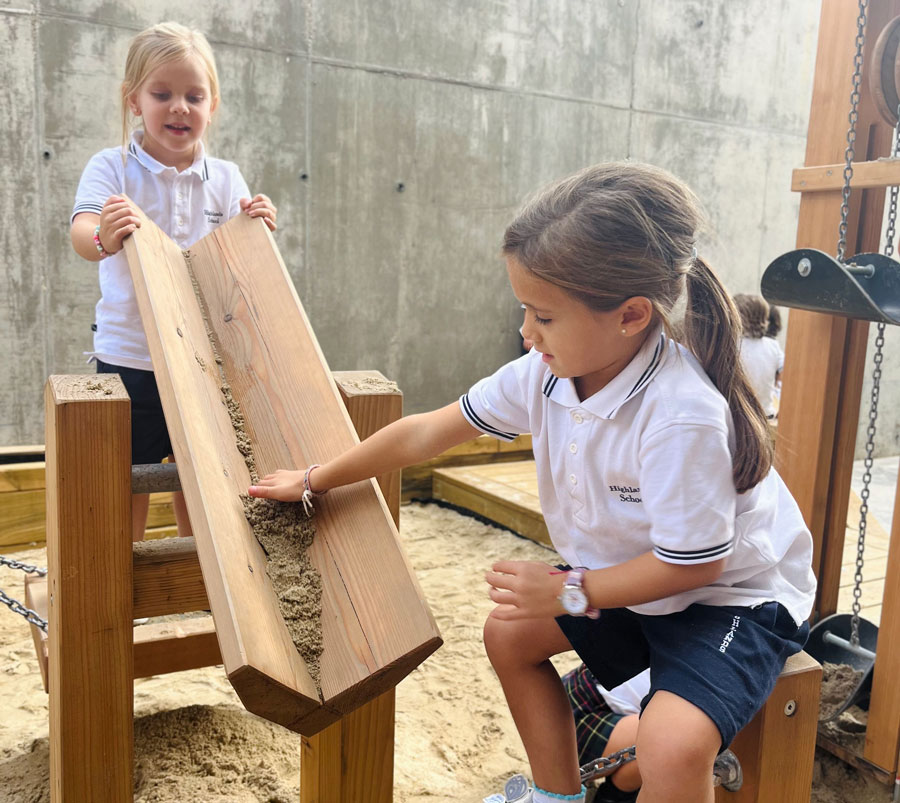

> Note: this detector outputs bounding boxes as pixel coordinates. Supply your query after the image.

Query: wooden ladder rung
[24,574,220,691]
[792,158,900,192]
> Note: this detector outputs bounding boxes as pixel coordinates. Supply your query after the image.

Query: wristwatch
[558,567,600,619]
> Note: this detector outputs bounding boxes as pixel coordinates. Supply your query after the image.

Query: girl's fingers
[485,570,516,590]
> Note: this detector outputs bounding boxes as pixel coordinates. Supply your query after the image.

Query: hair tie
[691,245,698,260]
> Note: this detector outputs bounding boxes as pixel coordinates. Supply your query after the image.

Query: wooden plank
[124,207,441,735]
[432,462,551,547]
[402,434,533,501]
[0,461,45,492]
[45,374,133,803]
[0,444,43,462]
[0,487,46,547]
[301,371,402,803]
[715,652,821,803]
[132,537,209,617]
[792,158,900,192]
[133,616,221,677]
[26,579,221,689]
[863,462,900,769]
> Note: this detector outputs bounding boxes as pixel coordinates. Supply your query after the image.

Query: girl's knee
[483,615,554,670]
[636,693,720,779]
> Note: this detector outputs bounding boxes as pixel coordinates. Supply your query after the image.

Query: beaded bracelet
[93,225,112,259]
[300,464,327,516]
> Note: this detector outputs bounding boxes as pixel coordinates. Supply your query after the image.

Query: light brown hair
[502,162,772,493]
[733,293,770,339]
[120,22,220,155]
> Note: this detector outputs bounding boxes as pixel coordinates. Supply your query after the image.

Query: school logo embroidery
[609,484,641,503]
[204,208,224,225]
[719,615,741,653]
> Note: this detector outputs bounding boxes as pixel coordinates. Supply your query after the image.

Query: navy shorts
[95,360,173,466]
[556,601,809,751]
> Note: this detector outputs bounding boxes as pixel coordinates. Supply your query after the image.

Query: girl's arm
[239,193,277,231]
[70,196,141,261]
[248,402,482,502]
[485,553,725,620]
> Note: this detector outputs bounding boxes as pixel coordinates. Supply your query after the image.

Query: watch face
[560,586,587,615]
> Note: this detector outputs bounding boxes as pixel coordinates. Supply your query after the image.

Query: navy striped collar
[540,328,669,419]
[127,131,209,180]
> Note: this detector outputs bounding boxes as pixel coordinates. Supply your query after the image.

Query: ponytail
[683,257,772,492]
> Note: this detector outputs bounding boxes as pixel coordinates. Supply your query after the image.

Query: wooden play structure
[24,207,441,801]
[764,0,900,789]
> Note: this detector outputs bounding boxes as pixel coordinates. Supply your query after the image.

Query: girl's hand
[99,195,141,254]
[485,560,567,620]
[241,193,277,231]
[248,469,307,502]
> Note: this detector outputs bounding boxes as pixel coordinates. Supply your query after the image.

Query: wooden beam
[863,458,900,769]
[45,374,133,803]
[792,158,900,192]
[776,0,900,630]
[124,209,441,735]
[300,372,403,803]
[132,537,208,618]
[26,576,221,689]
[714,652,821,803]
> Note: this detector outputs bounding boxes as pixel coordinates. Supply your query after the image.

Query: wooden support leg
[715,651,821,802]
[300,371,403,803]
[46,375,134,802]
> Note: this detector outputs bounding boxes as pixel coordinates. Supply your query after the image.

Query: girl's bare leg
[132,493,150,542]
[483,615,582,795]
[635,690,719,803]
[604,714,641,792]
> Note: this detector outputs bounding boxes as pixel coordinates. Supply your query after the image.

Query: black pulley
[760,248,900,325]
[871,15,900,126]
[805,613,878,722]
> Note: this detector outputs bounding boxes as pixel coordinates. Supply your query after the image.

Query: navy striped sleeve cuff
[653,540,733,563]
[72,202,104,216]
[459,394,518,442]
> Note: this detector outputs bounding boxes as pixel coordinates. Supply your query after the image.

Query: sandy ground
[0,502,889,802]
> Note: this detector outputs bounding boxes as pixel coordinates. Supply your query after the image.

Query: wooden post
[715,652,822,803]
[301,371,403,803]
[45,374,133,802]
[776,0,900,620]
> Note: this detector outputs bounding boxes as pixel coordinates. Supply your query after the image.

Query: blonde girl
[71,22,277,542]
[249,162,815,803]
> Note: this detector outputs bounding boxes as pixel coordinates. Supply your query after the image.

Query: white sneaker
[483,774,533,803]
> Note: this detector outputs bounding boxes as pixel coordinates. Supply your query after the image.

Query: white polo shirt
[460,329,816,624]
[739,336,784,417]
[72,131,250,370]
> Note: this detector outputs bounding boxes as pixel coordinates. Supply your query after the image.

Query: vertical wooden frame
[715,653,821,803]
[301,371,403,803]
[46,375,133,802]
[776,0,900,619]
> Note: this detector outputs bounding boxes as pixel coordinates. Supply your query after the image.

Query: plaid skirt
[561,663,627,765]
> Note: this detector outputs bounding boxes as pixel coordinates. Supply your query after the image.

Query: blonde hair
[733,294,770,339]
[503,162,772,493]
[120,22,220,153]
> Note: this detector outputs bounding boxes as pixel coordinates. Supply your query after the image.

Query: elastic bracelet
[300,464,327,517]
[93,225,112,259]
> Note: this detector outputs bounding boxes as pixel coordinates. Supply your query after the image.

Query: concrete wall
[4,1,893,457]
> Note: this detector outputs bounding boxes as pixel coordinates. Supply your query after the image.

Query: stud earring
[621,328,627,335]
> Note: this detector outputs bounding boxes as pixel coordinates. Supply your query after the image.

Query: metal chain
[850,109,900,646]
[0,556,47,576]
[580,745,636,782]
[0,588,47,632]
[837,0,869,262]
[0,555,48,631]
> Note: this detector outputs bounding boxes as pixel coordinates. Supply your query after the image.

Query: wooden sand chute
[768,0,900,787]
[121,207,441,733]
